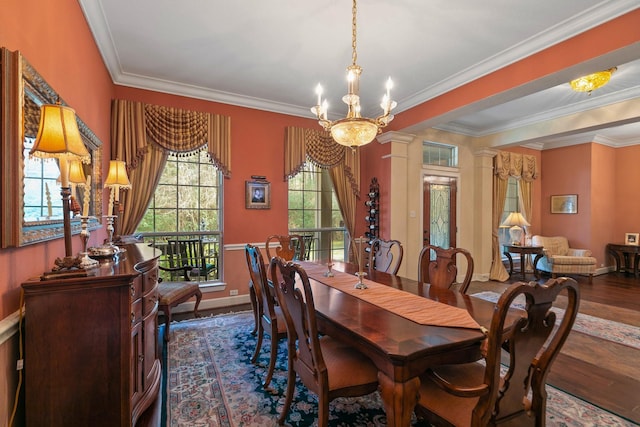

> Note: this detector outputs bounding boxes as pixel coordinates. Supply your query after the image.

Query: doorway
[423,176,457,249]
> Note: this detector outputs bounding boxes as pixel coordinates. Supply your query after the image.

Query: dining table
[296,260,509,427]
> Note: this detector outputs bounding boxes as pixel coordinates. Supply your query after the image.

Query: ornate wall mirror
[1,48,102,248]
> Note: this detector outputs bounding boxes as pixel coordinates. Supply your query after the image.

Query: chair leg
[251,322,264,364]
[263,335,278,388]
[163,306,172,342]
[317,392,329,427]
[278,357,296,426]
[588,274,593,284]
[193,289,202,317]
[249,284,258,335]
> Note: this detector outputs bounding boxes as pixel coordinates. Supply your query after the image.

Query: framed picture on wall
[625,233,639,246]
[550,194,578,214]
[245,180,271,209]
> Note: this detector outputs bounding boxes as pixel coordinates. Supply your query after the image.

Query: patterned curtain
[111,99,231,235]
[284,127,360,250]
[490,151,538,281]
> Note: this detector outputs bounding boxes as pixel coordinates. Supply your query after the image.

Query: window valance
[143,103,231,177]
[284,126,359,197]
[494,151,538,181]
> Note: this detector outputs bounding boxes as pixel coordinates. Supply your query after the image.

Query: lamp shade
[501,212,530,227]
[104,160,131,188]
[502,212,530,245]
[68,160,87,185]
[30,104,90,187]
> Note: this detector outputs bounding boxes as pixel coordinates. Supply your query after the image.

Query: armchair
[531,235,596,283]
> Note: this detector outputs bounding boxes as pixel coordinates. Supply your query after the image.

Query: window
[23,137,63,220]
[499,177,520,245]
[288,163,347,261]
[423,141,458,167]
[137,150,222,283]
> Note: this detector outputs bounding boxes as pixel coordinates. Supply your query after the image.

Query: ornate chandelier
[570,67,617,95]
[311,0,396,149]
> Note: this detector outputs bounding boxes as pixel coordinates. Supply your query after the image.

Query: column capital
[377,131,415,145]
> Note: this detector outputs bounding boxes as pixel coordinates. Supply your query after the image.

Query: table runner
[299,262,481,330]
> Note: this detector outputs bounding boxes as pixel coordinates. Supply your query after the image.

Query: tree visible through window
[136,150,222,282]
[288,163,347,261]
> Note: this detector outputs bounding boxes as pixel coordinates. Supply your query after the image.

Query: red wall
[614,145,640,240]
[0,0,114,319]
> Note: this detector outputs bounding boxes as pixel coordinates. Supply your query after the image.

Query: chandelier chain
[351,0,357,66]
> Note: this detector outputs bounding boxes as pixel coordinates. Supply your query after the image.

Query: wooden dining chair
[157,263,202,342]
[265,234,305,261]
[418,245,474,293]
[369,238,404,274]
[269,257,380,427]
[244,244,287,388]
[415,277,580,427]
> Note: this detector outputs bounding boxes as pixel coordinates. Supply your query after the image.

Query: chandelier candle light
[311,0,396,149]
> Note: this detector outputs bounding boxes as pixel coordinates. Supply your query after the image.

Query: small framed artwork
[625,233,639,246]
[550,194,578,214]
[245,180,271,209]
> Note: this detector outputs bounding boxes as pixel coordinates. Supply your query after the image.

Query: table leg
[377,371,420,427]
[504,252,514,275]
[533,254,543,279]
[519,253,526,280]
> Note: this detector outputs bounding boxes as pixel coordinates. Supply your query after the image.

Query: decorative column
[376,131,415,278]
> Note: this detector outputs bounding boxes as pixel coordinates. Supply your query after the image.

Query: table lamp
[30,103,90,271]
[104,159,131,245]
[501,212,530,246]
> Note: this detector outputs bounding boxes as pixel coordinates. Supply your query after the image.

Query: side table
[503,245,544,280]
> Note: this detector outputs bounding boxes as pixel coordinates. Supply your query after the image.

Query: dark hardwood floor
[157,271,640,425]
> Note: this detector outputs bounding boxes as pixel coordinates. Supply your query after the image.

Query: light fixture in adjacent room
[502,212,530,246]
[30,103,91,270]
[570,67,617,95]
[311,0,396,149]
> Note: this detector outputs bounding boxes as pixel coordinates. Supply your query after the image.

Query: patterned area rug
[165,311,638,427]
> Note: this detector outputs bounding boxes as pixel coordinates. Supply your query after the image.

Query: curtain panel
[111,99,231,235]
[489,151,538,281]
[284,127,361,260]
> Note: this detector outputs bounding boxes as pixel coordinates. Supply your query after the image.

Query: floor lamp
[29,103,91,271]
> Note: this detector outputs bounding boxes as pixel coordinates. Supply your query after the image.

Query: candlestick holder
[79,216,98,268]
[324,261,334,277]
[104,215,116,245]
[354,271,368,289]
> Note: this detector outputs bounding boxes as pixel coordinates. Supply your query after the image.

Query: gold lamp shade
[570,67,617,94]
[104,160,131,188]
[30,104,90,187]
[68,160,87,185]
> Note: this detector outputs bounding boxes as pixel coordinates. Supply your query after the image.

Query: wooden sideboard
[21,243,161,427]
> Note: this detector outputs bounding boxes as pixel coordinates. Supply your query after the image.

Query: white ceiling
[79,0,640,150]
